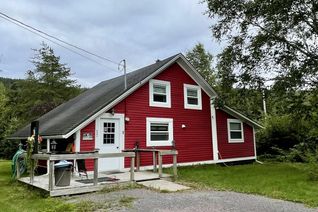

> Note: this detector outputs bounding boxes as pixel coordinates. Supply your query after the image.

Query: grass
[0,160,137,211]
[173,162,318,207]
[0,160,76,212]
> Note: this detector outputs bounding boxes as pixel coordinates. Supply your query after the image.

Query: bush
[257,115,302,158]
[0,139,20,159]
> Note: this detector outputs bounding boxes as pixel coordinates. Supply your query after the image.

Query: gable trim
[63,54,182,138]
[221,106,264,129]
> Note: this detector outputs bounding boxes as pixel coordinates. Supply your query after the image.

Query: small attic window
[184,84,202,110]
[149,79,171,108]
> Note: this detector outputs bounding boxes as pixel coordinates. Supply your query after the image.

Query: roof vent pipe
[118,59,127,90]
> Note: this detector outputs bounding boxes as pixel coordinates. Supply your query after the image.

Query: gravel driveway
[69,188,316,212]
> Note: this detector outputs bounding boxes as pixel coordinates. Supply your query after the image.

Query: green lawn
[175,162,318,207]
[0,160,137,212]
[0,160,76,212]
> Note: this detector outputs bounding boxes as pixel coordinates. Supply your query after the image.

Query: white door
[99,118,121,172]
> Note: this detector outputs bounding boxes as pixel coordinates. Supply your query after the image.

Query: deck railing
[30,150,135,192]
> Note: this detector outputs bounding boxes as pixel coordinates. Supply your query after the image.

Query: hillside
[0,77,23,88]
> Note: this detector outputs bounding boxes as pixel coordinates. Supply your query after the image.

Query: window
[227,119,244,143]
[184,84,202,110]
[103,122,115,144]
[146,117,173,146]
[149,79,171,108]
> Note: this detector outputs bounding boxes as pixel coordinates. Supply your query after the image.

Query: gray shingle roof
[11,54,179,139]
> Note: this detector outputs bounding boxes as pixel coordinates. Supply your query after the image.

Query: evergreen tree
[18,42,81,121]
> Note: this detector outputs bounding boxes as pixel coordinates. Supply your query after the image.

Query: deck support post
[48,160,54,191]
[93,158,98,186]
[130,156,135,182]
[93,149,99,186]
[173,153,177,179]
[136,151,140,172]
[30,159,34,184]
[153,151,157,173]
[158,152,163,178]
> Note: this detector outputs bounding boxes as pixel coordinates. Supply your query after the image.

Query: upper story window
[184,84,202,110]
[227,119,244,143]
[146,117,173,146]
[149,79,171,108]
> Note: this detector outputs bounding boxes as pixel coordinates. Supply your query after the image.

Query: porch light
[51,140,57,152]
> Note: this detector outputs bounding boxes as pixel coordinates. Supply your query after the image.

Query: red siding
[80,121,95,170]
[114,63,213,167]
[216,109,255,159]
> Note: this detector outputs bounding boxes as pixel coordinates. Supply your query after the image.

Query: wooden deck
[19,171,170,197]
[17,149,178,197]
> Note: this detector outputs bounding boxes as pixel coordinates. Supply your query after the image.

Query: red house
[11,54,262,172]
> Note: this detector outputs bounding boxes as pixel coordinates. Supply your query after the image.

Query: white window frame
[146,117,173,147]
[184,84,202,110]
[227,119,244,143]
[149,79,171,108]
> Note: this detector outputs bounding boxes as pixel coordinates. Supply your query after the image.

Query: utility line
[0,12,123,72]
[0,12,120,66]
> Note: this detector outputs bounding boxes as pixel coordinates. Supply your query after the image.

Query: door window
[103,122,115,144]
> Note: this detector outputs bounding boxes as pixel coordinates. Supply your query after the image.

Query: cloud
[0,0,221,87]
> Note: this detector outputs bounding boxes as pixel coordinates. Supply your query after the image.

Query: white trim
[149,79,171,108]
[176,54,218,97]
[183,84,202,110]
[210,99,219,160]
[227,119,244,143]
[223,106,263,129]
[253,127,257,157]
[146,117,173,147]
[63,55,181,139]
[95,113,125,171]
[125,156,257,171]
[30,54,219,139]
[75,130,80,152]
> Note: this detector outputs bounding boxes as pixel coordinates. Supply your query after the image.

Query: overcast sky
[0,0,221,87]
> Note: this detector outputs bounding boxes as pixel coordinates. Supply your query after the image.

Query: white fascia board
[177,54,218,98]
[222,106,264,129]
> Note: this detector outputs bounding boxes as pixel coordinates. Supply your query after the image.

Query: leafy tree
[186,43,216,86]
[18,42,81,121]
[0,83,20,159]
[203,0,318,89]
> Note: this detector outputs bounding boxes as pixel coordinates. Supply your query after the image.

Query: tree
[203,0,318,89]
[18,42,81,121]
[186,43,216,86]
[0,83,20,159]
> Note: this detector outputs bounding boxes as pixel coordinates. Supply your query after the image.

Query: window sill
[184,105,202,110]
[146,141,173,147]
[149,102,171,108]
[228,140,244,143]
